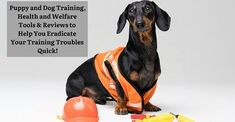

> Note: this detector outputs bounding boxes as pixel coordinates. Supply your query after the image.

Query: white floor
[0,76,234,122]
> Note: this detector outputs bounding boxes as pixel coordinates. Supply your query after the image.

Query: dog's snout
[136,14,144,28]
[136,22,145,28]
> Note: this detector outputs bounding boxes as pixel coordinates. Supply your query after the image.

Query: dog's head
[116,0,171,34]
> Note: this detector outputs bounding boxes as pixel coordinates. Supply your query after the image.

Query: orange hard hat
[63,96,99,122]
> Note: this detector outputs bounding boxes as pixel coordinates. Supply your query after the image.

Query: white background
[1,0,235,122]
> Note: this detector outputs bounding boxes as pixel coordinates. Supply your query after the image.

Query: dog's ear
[116,5,129,34]
[153,2,171,31]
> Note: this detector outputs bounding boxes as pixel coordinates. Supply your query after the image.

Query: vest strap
[104,60,125,98]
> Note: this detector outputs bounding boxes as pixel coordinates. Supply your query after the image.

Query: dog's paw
[92,96,107,105]
[144,102,161,112]
[115,106,128,115]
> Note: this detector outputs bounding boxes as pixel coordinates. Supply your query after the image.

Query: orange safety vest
[94,47,157,113]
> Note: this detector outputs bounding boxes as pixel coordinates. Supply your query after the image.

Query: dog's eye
[129,8,135,14]
[145,6,152,13]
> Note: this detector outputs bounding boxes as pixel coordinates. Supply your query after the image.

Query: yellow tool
[171,113,195,122]
[135,113,175,122]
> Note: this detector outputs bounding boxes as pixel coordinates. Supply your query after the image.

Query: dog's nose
[136,22,145,28]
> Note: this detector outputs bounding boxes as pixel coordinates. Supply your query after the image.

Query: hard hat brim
[66,117,99,122]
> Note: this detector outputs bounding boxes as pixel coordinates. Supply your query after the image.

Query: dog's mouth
[137,27,148,32]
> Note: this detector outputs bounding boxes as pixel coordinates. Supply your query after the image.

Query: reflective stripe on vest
[94,47,157,113]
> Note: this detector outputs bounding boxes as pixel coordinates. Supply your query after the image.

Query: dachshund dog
[66,0,171,115]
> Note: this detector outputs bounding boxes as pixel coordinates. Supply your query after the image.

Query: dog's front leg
[115,95,128,115]
[144,102,161,112]
[104,61,129,115]
[113,76,128,115]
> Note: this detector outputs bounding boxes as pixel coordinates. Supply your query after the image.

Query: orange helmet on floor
[63,96,99,122]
